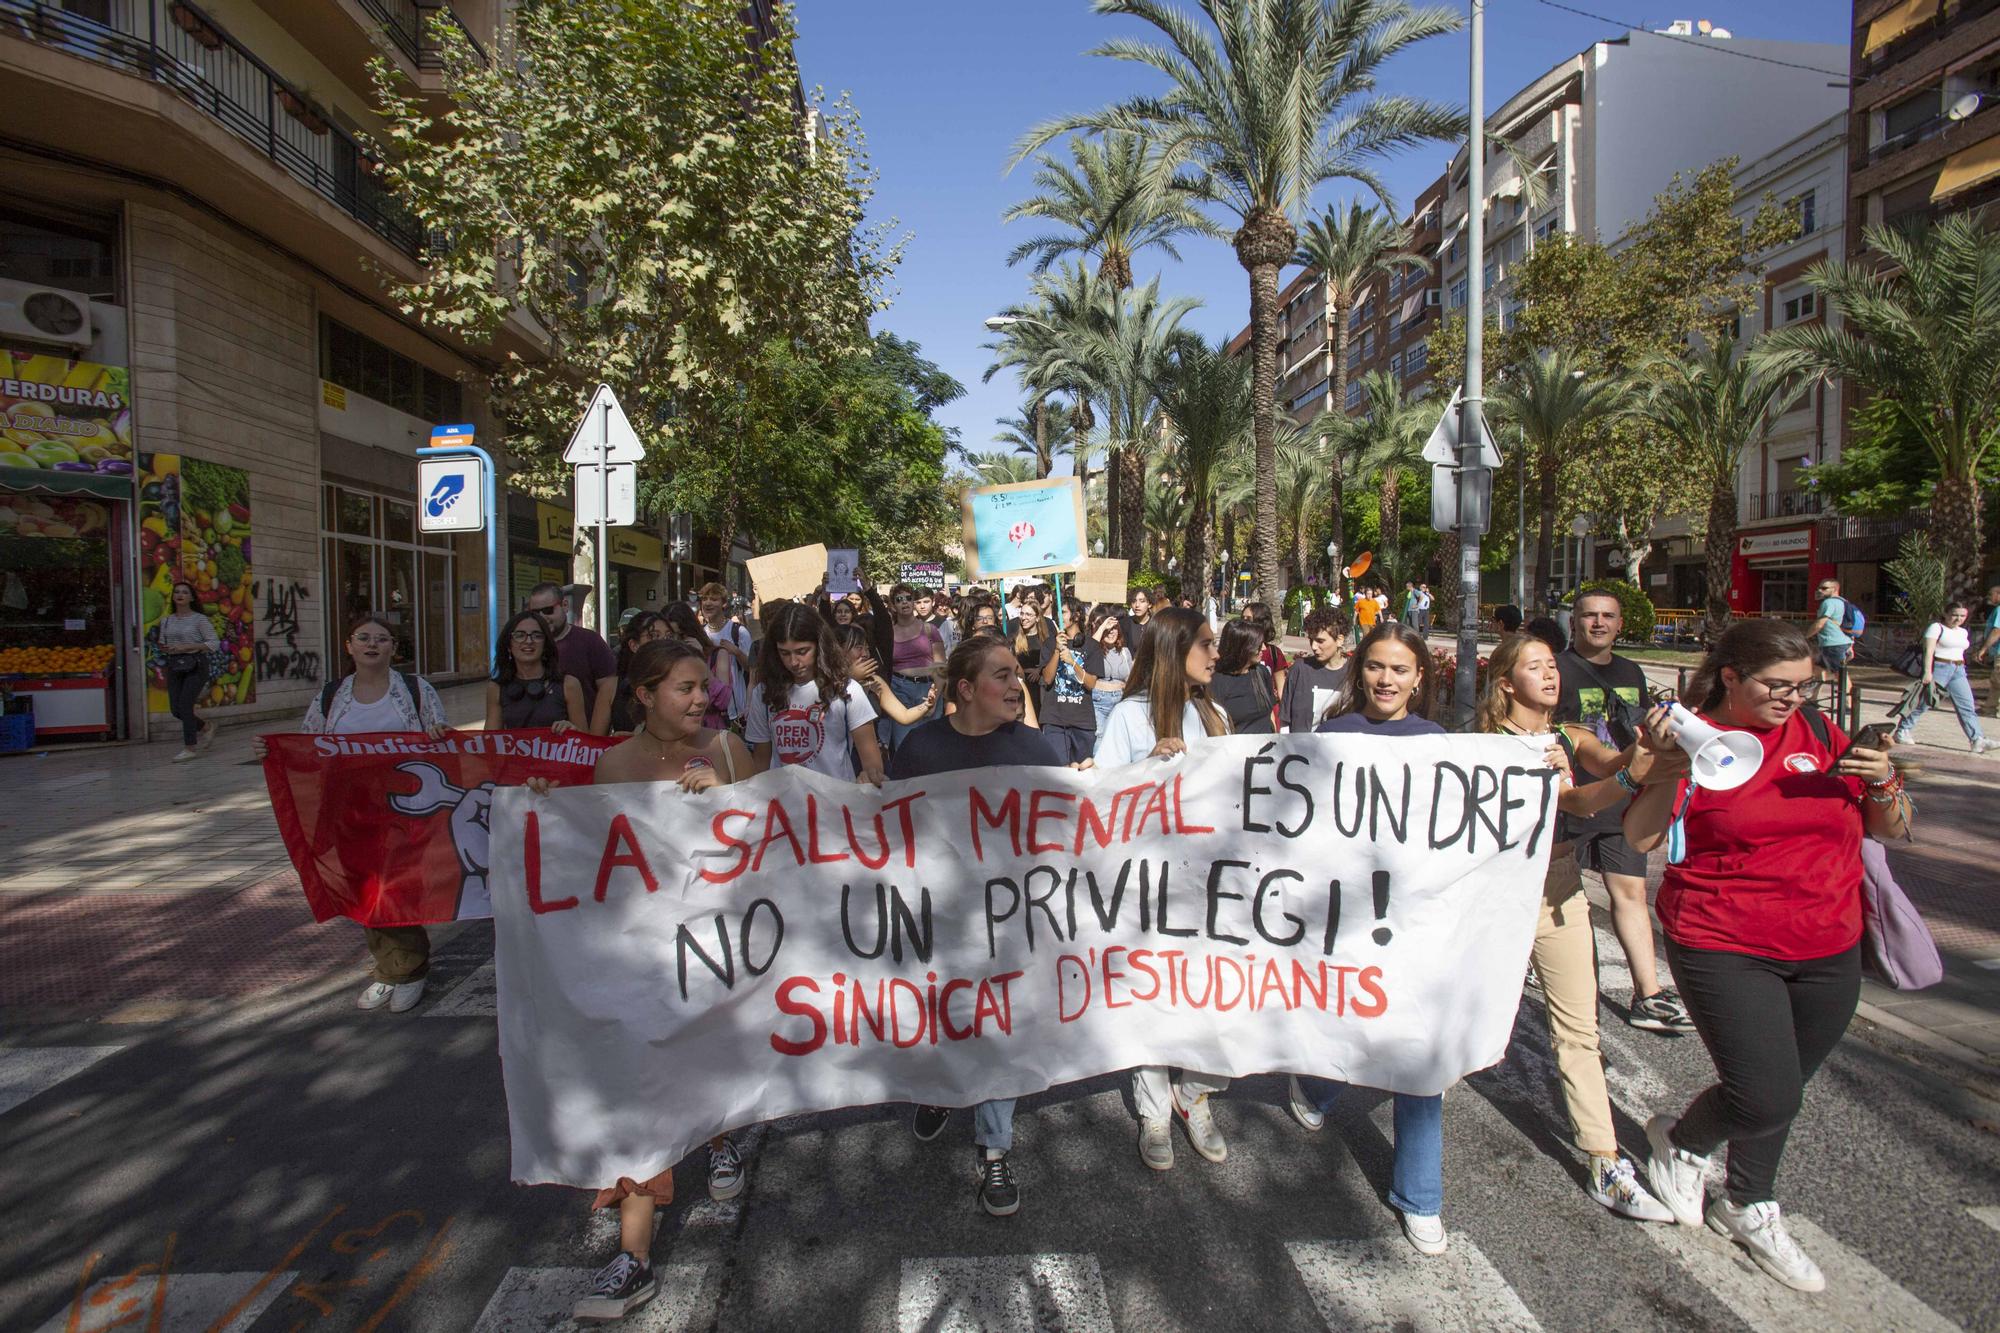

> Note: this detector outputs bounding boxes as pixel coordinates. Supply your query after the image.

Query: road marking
[1973,958,2000,971]
[424,961,497,1018]
[470,1264,715,1332]
[1285,1237,1541,1331]
[1640,1215,1955,1332]
[32,1271,296,1333]
[1969,1204,2000,1234]
[0,1045,126,1116]
[897,1253,1114,1333]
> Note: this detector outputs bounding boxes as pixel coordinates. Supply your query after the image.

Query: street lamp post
[1326,539,1338,587]
[1455,0,1490,724]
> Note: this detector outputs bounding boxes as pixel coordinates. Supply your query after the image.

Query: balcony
[1745,488,1824,521]
[349,0,488,71]
[0,0,423,256]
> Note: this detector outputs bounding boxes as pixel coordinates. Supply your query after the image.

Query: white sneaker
[1399,1210,1448,1255]
[1645,1114,1710,1227]
[1286,1075,1324,1132]
[707,1136,744,1202]
[356,980,394,1010]
[1138,1116,1173,1171]
[387,978,427,1013]
[1707,1198,1825,1292]
[197,721,217,751]
[1974,738,1998,755]
[1173,1087,1227,1163]
[1590,1154,1675,1222]
[171,748,198,763]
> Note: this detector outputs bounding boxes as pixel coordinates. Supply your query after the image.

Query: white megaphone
[1666,702,1764,791]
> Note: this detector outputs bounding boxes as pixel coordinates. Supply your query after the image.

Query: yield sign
[1420,384,1502,469]
[562,383,645,464]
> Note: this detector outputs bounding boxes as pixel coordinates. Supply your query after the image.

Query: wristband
[1613,767,1641,795]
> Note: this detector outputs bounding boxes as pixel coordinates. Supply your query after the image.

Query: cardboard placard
[745,543,828,604]
[827,548,861,596]
[1073,557,1129,606]
[960,477,1086,580]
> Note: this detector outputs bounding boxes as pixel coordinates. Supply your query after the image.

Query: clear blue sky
[794,1,1850,463]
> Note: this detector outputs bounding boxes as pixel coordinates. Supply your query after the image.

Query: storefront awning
[0,470,133,500]
[1930,136,2000,201]
[1863,0,1937,55]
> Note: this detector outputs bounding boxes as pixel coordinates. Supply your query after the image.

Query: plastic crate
[0,712,32,753]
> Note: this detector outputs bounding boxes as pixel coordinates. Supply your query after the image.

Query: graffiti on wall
[254,578,322,683]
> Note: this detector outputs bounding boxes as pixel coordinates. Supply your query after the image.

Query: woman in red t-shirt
[1623,621,1909,1293]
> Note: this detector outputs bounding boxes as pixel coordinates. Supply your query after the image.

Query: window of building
[1779,287,1817,324]
[1386,268,1403,299]
[1387,309,1403,342]
[1289,378,1329,412]
[1483,259,1498,290]
[1534,212,1562,242]
[1390,351,1404,378]
[320,483,456,676]
[1787,188,1817,236]
[0,209,118,300]
[1347,341,1362,369]
[1881,86,1943,148]
[1448,235,1464,263]
[1359,329,1376,359]
[1502,299,1523,331]
[1450,277,1468,308]
[321,318,465,422]
[1345,379,1364,410]
[1405,343,1429,376]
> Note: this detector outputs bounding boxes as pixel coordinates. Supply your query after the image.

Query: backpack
[1838,598,1866,638]
[1891,642,1924,678]
[319,672,422,723]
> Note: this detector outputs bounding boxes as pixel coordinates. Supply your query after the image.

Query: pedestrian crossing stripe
[897,1253,1114,1333]
[1286,1237,1541,1332]
[423,960,497,1018]
[471,1264,716,1332]
[1969,1204,2000,1234]
[32,1271,296,1333]
[0,1044,126,1117]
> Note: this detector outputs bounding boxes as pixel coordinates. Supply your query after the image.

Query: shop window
[0,209,118,299]
[384,499,415,545]
[333,488,374,537]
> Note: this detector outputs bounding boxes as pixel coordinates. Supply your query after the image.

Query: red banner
[263,731,615,926]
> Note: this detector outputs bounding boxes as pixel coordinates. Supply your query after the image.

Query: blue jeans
[973,1099,1015,1153]
[1898,661,1985,744]
[1091,688,1121,732]
[1304,1079,1444,1216]
[878,674,939,753]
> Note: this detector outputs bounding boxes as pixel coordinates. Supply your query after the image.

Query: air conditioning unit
[0,279,95,351]
[1425,290,1442,307]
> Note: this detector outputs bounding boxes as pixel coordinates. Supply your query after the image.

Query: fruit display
[0,645,114,674]
[0,350,132,477]
[0,492,110,539]
[138,453,255,710]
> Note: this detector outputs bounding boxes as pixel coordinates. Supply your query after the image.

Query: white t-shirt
[1094,696,1229,767]
[1924,622,1970,662]
[744,677,878,780]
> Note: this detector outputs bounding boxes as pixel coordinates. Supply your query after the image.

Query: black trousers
[166,661,206,747]
[1665,937,1861,1205]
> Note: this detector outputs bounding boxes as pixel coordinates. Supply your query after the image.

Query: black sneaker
[573,1251,656,1323]
[979,1152,1020,1217]
[1630,987,1697,1034]
[913,1104,951,1141]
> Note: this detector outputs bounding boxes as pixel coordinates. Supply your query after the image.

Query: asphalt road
[3,917,1997,1333]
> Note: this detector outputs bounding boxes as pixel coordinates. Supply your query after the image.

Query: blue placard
[964,479,1082,578]
[430,423,477,444]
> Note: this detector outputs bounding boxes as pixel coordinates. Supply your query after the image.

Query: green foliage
[1883,533,1949,630]
[1283,581,1332,623]
[1575,578,1656,645]
[370,0,896,544]
[1799,397,1937,517]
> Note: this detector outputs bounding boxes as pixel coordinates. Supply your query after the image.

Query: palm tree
[984,266,1111,534]
[1017,0,1462,623]
[1754,214,2000,598]
[1150,336,1252,592]
[1005,131,1215,288]
[963,451,1041,487]
[1295,201,1431,569]
[1275,422,1329,586]
[994,399,1077,478]
[1142,468,1191,571]
[1643,338,1805,640]
[1085,276,1202,563]
[1344,370,1431,585]
[1487,349,1629,613]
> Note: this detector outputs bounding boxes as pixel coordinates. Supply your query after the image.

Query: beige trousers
[1532,857,1616,1157]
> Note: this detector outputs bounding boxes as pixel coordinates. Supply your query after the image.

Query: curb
[1853,998,2000,1086]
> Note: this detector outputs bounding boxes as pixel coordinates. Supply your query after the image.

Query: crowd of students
[258,571,1908,1317]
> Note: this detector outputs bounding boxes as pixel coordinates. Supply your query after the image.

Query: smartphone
[1844,722,1895,757]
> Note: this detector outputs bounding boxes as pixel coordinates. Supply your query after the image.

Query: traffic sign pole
[1456,0,1488,726]
[563,384,646,636]
[597,397,612,636]
[416,437,499,674]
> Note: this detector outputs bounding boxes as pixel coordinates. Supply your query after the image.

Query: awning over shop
[1930,136,2000,201]
[1862,0,1937,56]
[0,469,133,500]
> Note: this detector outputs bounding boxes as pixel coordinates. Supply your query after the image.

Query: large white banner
[489,733,1559,1189]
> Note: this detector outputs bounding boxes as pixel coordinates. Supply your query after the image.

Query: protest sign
[898,561,946,591]
[264,731,615,926]
[1074,556,1129,606]
[745,543,827,604]
[827,547,861,596]
[488,733,1558,1189]
[961,477,1085,579]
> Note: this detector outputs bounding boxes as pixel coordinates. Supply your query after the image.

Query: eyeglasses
[510,630,546,642]
[1749,675,1823,701]
[351,635,394,647]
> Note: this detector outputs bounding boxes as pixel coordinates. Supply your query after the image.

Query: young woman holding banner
[1094,607,1235,1171]
[1627,621,1908,1292]
[567,638,757,1322]
[1478,633,1678,1225]
[1304,622,1452,1254]
[896,635,1062,1218]
[251,613,449,1014]
[743,602,885,785]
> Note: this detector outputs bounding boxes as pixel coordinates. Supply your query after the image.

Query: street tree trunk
[1105,445,1122,559]
[1182,486,1213,607]
[1033,400,1049,478]
[1933,473,1984,601]
[1534,437,1559,615]
[1703,475,1736,642]
[1238,208,1296,629]
[1329,307,1352,579]
[1379,469,1402,589]
[1118,433,1146,566]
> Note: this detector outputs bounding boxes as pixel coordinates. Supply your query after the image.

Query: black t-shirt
[1556,649,1652,836]
[890,718,1060,779]
[1118,613,1152,652]
[1041,640,1100,732]
[1316,712,1445,736]
[1209,666,1276,735]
